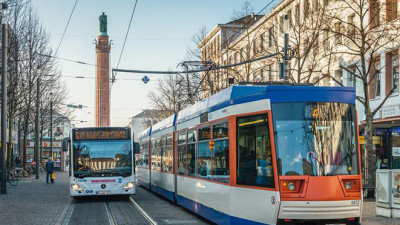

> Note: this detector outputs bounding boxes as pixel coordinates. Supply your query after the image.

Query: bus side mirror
[62,137,70,152]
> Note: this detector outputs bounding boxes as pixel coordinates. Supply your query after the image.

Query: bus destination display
[73,128,130,140]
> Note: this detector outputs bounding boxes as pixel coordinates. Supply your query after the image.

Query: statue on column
[99,12,107,35]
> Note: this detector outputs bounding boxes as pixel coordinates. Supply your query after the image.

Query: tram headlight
[124,182,135,189]
[71,183,83,191]
[288,182,296,191]
[345,182,352,190]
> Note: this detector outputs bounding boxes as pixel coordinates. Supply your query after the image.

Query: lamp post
[50,93,53,158]
[0,3,8,194]
[35,72,40,179]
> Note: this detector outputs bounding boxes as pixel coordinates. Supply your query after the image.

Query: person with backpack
[45,157,55,184]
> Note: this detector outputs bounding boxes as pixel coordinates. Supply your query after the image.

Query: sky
[31,0,276,127]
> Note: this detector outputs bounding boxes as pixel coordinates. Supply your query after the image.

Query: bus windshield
[272,102,358,176]
[73,140,132,178]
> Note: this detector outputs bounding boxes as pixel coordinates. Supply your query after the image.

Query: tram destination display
[73,127,130,140]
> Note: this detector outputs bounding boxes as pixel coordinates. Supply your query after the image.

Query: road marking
[129,196,158,225]
[105,202,117,225]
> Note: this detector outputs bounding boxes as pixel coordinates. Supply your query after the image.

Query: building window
[375,63,381,97]
[295,4,300,23]
[269,27,274,47]
[237,114,274,188]
[279,15,284,33]
[323,30,330,52]
[386,0,398,22]
[348,66,357,87]
[348,14,356,38]
[313,34,319,55]
[268,65,273,81]
[260,33,264,51]
[212,122,229,183]
[335,22,342,45]
[370,0,380,28]
[177,133,186,175]
[287,9,292,27]
[392,54,399,94]
[335,69,343,86]
[304,0,310,18]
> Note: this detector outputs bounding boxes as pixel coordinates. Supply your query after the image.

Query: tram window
[155,140,161,170]
[213,122,228,139]
[187,130,197,176]
[199,127,211,141]
[178,133,187,175]
[151,140,156,169]
[212,122,229,183]
[160,138,165,171]
[198,141,211,180]
[163,136,173,172]
[237,114,274,188]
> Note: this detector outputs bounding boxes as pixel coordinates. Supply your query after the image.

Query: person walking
[46,157,55,184]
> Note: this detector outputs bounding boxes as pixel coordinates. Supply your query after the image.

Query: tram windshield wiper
[328,151,355,176]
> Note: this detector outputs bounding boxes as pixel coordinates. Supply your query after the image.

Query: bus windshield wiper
[75,171,96,178]
[329,151,355,176]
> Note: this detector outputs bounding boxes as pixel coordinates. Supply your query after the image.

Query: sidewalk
[362,199,400,225]
[0,171,70,225]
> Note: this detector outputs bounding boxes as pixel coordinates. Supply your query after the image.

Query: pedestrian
[46,157,55,184]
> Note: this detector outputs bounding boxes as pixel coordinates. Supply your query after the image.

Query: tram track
[129,196,158,225]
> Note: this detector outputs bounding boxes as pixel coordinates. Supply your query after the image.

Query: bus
[137,84,362,225]
[65,127,136,198]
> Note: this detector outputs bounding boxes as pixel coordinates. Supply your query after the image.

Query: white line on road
[105,202,117,225]
[55,197,75,225]
[129,196,158,225]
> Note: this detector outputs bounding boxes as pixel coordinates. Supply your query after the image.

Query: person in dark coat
[46,157,55,183]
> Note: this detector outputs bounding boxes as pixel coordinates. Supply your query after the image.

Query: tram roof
[138,127,152,140]
[176,85,355,124]
[151,114,176,134]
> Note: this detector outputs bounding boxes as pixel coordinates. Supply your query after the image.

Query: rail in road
[60,187,210,225]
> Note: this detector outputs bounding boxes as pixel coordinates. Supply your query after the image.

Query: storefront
[26,140,66,171]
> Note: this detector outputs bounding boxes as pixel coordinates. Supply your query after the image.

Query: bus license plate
[96,191,111,195]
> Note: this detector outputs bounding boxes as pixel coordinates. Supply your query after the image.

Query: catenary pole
[0,3,8,194]
[50,95,53,158]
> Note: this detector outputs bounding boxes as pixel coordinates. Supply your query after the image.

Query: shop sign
[358,136,380,144]
[393,147,400,157]
[381,105,400,118]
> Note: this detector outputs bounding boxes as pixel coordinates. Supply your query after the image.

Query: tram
[66,127,136,198]
[137,85,362,225]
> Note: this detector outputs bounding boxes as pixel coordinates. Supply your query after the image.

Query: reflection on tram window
[272,102,359,176]
[213,123,228,139]
[151,140,156,169]
[187,130,197,176]
[199,127,211,141]
[237,114,274,188]
[155,139,161,170]
[162,136,173,172]
[212,139,229,183]
[198,141,211,180]
[139,143,149,168]
[178,133,187,175]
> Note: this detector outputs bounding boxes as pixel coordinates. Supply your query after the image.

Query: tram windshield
[272,102,358,176]
[73,140,132,178]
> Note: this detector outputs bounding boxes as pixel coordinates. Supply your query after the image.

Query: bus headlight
[345,182,352,190]
[288,182,296,191]
[124,182,135,189]
[71,184,83,191]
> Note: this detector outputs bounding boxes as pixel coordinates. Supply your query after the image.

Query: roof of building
[131,109,169,119]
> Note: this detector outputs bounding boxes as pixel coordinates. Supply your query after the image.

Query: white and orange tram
[137,85,362,225]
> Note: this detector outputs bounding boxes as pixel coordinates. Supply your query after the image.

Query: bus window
[237,114,274,188]
[212,122,229,183]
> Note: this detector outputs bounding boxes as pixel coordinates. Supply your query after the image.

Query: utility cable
[113,0,139,84]
[55,0,79,55]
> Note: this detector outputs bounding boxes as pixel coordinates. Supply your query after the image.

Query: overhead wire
[113,0,139,84]
[55,0,79,55]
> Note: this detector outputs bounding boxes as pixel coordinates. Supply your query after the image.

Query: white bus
[65,127,136,198]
